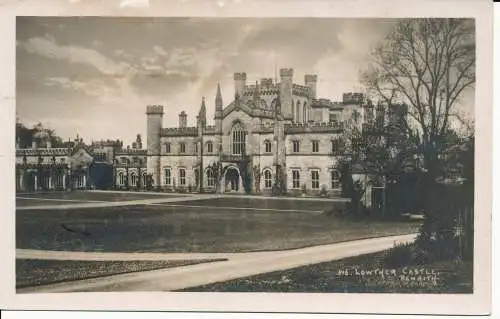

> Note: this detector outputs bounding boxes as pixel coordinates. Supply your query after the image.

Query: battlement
[234,72,247,80]
[243,84,279,97]
[115,148,147,155]
[305,74,318,82]
[260,78,273,87]
[292,84,311,97]
[146,104,164,115]
[161,126,198,137]
[284,121,343,134]
[311,98,339,108]
[280,68,294,77]
[16,148,69,156]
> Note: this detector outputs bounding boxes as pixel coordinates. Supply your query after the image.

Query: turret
[279,68,293,120]
[214,83,223,133]
[234,72,246,100]
[198,97,207,128]
[179,111,187,128]
[305,74,317,99]
[146,104,164,188]
[252,80,260,106]
[136,134,142,149]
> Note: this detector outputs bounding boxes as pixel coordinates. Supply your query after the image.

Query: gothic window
[264,140,272,153]
[303,102,308,122]
[292,140,300,153]
[179,142,186,154]
[331,139,343,155]
[231,123,246,155]
[179,168,186,186]
[330,170,340,189]
[142,173,147,186]
[206,168,215,187]
[311,170,320,189]
[263,169,272,189]
[312,140,319,153]
[295,101,301,122]
[292,170,300,189]
[165,143,171,153]
[194,142,198,154]
[206,141,213,153]
[130,173,137,186]
[164,168,171,185]
[118,172,125,185]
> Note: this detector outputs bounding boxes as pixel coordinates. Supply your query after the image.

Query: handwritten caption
[336,267,441,287]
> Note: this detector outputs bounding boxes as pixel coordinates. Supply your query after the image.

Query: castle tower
[146,105,164,188]
[179,111,187,128]
[136,134,143,149]
[305,74,317,100]
[234,72,247,100]
[252,80,260,106]
[279,68,293,120]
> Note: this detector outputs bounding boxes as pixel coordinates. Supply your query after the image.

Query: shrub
[320,184,328,197]
[383,242,415,268]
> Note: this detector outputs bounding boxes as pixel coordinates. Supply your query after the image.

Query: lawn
[17,199,420,253]
[182,251,472,293]
[16,258,224,288]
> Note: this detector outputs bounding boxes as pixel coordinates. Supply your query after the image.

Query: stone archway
[223,166,242,193]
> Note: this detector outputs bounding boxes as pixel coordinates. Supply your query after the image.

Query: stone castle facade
[146,68,375,195]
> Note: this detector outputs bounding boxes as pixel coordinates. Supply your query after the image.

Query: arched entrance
[224,166,240,192]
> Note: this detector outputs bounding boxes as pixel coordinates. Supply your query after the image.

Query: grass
[182,251,473,294]
[17,199,420,253]
[16,258,224,288]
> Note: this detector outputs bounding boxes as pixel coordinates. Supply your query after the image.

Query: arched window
[206,141,213,153]
[231,122,246,155]
[264,140,272,153]
[303,102,307,123]
[118,172,124,185]
[295,101,301,122]
[142,173,147,186]
[263,169,272,189]
[130,173,137,186]
[206,168,215,187]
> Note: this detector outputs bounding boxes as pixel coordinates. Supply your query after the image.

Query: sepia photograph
[0,0,493,316]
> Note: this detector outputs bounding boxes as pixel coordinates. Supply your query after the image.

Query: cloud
[21,35,132,76]
[153,45,169,57]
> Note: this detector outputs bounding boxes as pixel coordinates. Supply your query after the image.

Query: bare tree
[362,19,475,183]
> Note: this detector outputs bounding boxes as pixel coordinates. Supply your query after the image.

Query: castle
[15,68,382,196]
[146,68,375,195]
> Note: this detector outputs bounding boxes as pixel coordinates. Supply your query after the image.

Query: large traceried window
[130,173,137,186]
[303,102,308,122]
[231,123,246,155]
[263,169,272,189]
[295,101,301,122]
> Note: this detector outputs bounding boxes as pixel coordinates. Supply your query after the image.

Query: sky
[16,17,474,146]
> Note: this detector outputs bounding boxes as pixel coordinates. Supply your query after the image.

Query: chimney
[179,111,187,128]
[234,72,247,99]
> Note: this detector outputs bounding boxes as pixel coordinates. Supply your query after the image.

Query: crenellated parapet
[16,148,69,156]
[284,121,343,134]
[116,148,147,155]
[146,104,164,115]
[161,126,198,137]
[280,68,294,77]
[292,84,311,97]
[243,84,279,97]
[311,98,343,109]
